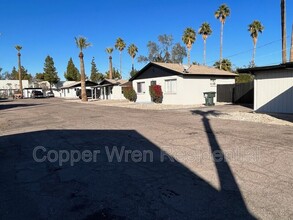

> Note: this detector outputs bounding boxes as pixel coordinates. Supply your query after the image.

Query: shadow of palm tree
[0,127,255,219]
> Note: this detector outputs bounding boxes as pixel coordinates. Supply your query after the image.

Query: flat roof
[238,62,293,74]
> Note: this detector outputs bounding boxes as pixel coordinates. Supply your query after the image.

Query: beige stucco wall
[133,76,235,105]
[111,86,126,100]
[254,69,293,113]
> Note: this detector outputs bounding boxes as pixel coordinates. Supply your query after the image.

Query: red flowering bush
[149,85,163,103]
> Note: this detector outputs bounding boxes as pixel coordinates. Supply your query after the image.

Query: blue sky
[0,0,292,80]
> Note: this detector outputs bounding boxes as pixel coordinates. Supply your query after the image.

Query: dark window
[151,81,156,86]
[137,82,145,93]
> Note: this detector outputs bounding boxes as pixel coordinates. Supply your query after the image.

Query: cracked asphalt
[0,98,292,219]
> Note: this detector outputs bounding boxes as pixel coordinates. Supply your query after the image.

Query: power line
[206,35,291,65]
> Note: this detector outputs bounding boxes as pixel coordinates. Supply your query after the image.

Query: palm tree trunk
[290,25,293,62]
[132,57,134,71]
[79,52,88,102]
[109,56,113,79]
[17,53,23,97]
[188,48,191,65]
[252,38,257,66]
[120,51,122,76]
[220,22,224,69]
[203,39,207,66]
[281,0,287,63]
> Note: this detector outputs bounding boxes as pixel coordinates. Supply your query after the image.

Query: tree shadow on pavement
[0,128,255,219]
[0,103,41,111]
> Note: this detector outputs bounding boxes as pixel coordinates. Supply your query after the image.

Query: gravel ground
[65,99,292,126]
[64,99,205,110]
[209,112,293,126]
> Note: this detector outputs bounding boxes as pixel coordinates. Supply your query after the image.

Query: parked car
[46,91,55,98]
[31,91,44,98]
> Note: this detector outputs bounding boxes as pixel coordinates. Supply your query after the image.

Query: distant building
[92,79,127,100]
[60,80,98,99]
[0,80,29,97]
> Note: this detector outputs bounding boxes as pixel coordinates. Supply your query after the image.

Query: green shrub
[236,74,254,83]
[123,87,137,102]
[149,85,163,103]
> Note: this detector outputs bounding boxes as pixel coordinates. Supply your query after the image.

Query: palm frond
[115,38,126,51]
[106,47,114,55]
[182,27,196,46]
[15,45,22,51]
[75,36,92,52]
[127,44,138,58]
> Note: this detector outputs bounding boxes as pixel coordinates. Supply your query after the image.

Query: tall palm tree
[106,47,114,79]
[248,20,264,66]
[75,36,91,102]
[127,44,138,71]
[115,38,126,76]
[281,0,287,63]
[182,27,196,65]
[15,45,23,97]
[198,22,212,65]
[215,4,230,69]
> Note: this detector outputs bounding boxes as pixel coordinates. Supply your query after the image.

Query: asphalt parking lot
[0,98,292,219]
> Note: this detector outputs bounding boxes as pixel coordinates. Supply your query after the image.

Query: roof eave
[237,62,293,74]
[129,62,183,81]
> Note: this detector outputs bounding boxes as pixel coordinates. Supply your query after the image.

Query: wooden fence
[217,82,254,104]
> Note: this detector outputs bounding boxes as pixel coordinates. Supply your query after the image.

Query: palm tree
[215,4,230,69]
[127,44,138,71]
[182,27,196,65]
[106,47,114,79]
[198,22,212,65]
[213,58,232,72]
[248,20,264,66]
[115,38,126,76]
[281,0,287,63]
[75,36,92,102]
[15,45,23,97]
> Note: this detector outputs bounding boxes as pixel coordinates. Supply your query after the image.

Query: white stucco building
[0,80,29,97]
[60,81,98,99]
[129,62,236,105]
[239,62,293,114]
[92,79,127,100]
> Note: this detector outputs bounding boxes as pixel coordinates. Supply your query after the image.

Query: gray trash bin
[203,92,216,106]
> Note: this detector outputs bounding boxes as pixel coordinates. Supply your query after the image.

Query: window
[151,80,156,86]
[67,89,70,93]
[165,79,177,94]
[137,82,146,94]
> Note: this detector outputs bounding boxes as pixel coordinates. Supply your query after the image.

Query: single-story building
[34,80,76,97]
[238,62,293,114]
[92,79,127,100]
[60,80,98,99]
[129,62,237,105]
[0,80,29,97]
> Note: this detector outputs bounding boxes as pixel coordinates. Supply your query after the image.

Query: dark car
[31,91,44,98]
